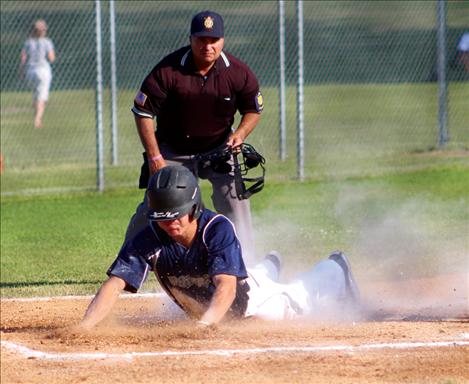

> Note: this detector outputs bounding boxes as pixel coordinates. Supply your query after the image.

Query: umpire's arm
[227,112,260,148]
[199,274,237,326]
[79,276,126,330]
[134,115,167,175]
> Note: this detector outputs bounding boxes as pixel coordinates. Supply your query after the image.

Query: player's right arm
[199,273,237,325]
[78,276,126,330]
[78,228,155,330]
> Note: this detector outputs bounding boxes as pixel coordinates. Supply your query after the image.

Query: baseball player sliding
[79,166,360,329]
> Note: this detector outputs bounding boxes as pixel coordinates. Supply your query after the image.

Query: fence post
[296,0,304,180]
[437,0,448,148]
[95,0,104,191]
[110,0,118,165]
[278,0,286,160]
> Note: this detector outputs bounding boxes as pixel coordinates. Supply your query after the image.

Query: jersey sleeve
[236,65,263,115]
[203,216,248,279]
[107,229,158,293]
[131,64,169,119]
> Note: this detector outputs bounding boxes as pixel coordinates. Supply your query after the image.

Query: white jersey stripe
[220,51,230,67]
[180,49,191,66]
[202,214,239,248]
[131,106,153,119]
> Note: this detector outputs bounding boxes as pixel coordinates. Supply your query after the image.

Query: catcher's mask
[147,165,202,221]
[196,143,266,200]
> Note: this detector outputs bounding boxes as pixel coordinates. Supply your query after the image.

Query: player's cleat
[264,251,283,281]
[328,251,360,305]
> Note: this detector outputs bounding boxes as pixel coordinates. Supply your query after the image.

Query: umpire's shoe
[328,251,360,305]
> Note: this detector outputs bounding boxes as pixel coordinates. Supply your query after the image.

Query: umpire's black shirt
[132,46,263,154]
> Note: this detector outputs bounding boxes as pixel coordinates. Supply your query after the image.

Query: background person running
[20,19,56,129]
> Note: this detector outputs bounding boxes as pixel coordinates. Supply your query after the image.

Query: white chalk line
[2,294,469,361]
[1,339,468,362]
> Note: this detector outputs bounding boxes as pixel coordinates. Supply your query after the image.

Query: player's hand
[68,322,95,334]
[50,324,91,341]
[196,320,212,328]
[193,320,218,337]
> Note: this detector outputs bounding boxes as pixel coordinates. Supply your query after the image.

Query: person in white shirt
[20,19,56,129]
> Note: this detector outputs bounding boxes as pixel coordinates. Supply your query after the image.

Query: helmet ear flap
[191,203,202,220]
[190,185,203,220]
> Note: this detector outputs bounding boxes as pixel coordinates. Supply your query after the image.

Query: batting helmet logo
[148,211,181,220]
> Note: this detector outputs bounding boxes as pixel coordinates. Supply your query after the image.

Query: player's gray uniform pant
[124,142,255,260]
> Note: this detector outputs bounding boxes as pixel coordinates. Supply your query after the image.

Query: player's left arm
[199,274,237,326]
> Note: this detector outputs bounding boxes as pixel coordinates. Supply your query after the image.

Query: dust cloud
[333,185,468,320]
[249,184,468,321]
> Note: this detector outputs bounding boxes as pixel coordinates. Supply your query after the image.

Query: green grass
[1,164,467,298]
[1,82,468,195]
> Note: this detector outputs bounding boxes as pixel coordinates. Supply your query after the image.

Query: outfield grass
[1,164,467,298]
[1,82,468,195]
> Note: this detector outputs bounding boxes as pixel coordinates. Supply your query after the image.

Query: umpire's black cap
[191,11,224,38]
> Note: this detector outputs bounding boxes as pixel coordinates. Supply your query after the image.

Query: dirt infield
[1,274,468,384]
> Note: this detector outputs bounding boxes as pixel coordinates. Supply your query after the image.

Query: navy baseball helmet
[190,10,224,38]
[147,166,202,221]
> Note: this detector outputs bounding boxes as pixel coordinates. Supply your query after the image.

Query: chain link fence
[1,0,468,195]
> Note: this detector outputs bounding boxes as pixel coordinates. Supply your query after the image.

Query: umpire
[127,10,263,260]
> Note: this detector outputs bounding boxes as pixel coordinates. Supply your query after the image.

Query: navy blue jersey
[107,209,250,317]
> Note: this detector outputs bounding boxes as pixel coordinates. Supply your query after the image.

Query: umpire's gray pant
[124,143,255,262]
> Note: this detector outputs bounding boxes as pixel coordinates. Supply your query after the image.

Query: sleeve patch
[135,91,148,107]
[255,91,264,112]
